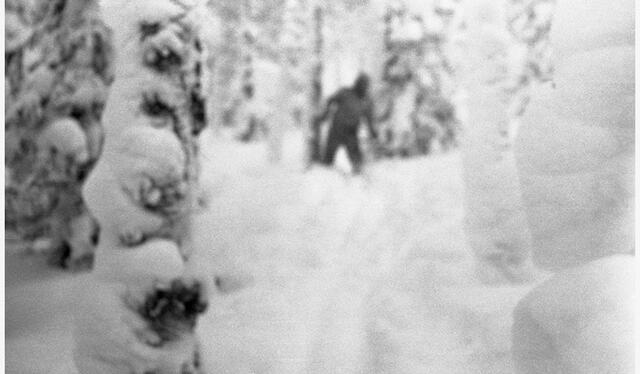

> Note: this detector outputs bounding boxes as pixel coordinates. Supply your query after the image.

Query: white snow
[91,239,186,284]
[37,117,89,163]
[512,255,635,374]
[3,129,533,374]
[6,0,635,372]
[7,0,636,371]
[99,0,186,49]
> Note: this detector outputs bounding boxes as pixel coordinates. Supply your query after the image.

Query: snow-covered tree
[308,5,325,164]
[5,0,113,268]
[256,0,309,162]
[207,0,293,147]
[503,0,555,145]
[234,1,278,144]
[515,0,634,270]
[452,0,553,284]
[73,0,210,372]
[239,1,258,103]
[280,0,312,121]
[511,0,634,369]
[204,0,242,131]
[369,0,460,158]
[375,3,424,157]
[415,0,461,152]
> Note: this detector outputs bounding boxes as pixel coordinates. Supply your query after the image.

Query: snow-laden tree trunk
[308,5,325,165]
[454,0,543,284]
[205,0,242,132]
[281,0,314,130]
[74,1,210,372]
[512,8,634,370]
[515,0,634,271]
[5,0,113,268]
[363,1,461,158]
[240,0,257,101]
[268,0,311,164]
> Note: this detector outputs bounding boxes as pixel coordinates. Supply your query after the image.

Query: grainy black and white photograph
[3,0,636,373]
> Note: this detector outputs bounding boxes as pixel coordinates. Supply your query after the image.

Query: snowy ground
[5,129,533,374]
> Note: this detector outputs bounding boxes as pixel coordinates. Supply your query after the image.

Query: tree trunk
[455,0,540,284]
[74,1,210,372]
[206,0,242,132]
[308,6,324,165]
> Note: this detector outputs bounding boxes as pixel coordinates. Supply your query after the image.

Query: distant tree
[205,0,242,130]
[280,0,313,129]
[372,0,462,158]
[308,6,325,164]
[503,0,555,145]
[5,0,113,268]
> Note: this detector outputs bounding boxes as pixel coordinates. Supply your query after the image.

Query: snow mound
[8,133,540,374]
[37,117,88,162]
[92,239,186,283]
[512,255,635,374]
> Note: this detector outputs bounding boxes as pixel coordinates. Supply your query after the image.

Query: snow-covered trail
[4,251,85,374]
[4,129,531,374]
[195,130,531,374]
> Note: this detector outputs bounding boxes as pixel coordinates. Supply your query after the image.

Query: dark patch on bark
[143,44,183,74]
[140,279,208,346]
[190,91,206,136]
[139,22,162,41]
[141,91,178,123]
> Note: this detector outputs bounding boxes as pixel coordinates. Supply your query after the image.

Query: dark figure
[238,85,268,142]
[316,74,378,174]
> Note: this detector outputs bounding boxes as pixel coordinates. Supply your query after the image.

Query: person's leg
[323,132,341,166]
[344,135,363,174]
[239,116,256,142]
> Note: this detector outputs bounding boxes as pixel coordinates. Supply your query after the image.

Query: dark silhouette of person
[316,73,378,174]
[238,84,268,142]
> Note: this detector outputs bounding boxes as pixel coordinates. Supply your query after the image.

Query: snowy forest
[4,0,635,373]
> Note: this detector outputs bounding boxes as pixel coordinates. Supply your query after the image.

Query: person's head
[353,73,370,98]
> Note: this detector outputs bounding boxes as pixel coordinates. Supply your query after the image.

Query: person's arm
[315,91,340,125]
